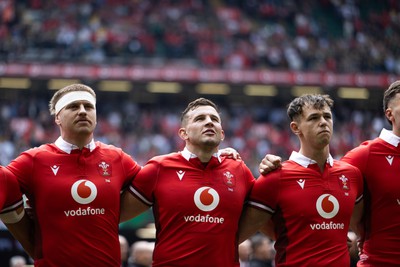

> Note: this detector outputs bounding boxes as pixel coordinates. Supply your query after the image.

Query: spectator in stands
[238,239,252,267]
[119,235,130,267]
[127,240,154,267]
[248,234,274,267]
[9,255,26,267]
[0,1,398,74]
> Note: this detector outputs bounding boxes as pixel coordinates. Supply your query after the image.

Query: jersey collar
[379,128,400,147]
[55,136,96,154]
[181,147,222,163]
[289,151,334,168]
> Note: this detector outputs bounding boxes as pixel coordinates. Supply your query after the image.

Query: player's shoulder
[280,160,305,172]
[220,156,248,167]
[21,143,56,156]
[355,138,381,150]
[149,152,181,164]
[333,159,362,175]
[343,137,382,160]
[95,141,130,157]
[95,141,121,150]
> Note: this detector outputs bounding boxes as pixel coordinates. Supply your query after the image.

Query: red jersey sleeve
[341,141,371,175]
[7,149,35,195]
[129,157,160,205]
[248,171,281,214]
[0,166,23,213]
[120,150,142,189]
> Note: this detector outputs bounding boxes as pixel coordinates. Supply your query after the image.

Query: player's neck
[186,145,218,163]
[61,134,93,150]
[299,146,330,172]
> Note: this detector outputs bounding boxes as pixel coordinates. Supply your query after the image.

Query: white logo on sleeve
[194,187,220,211]
[316,194,339,219]
[71,180,97,204]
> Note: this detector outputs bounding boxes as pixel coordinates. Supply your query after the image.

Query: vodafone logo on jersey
[183,187,224,224]
[64,179,105,217]
[310,194,344,230]
[71,179,97,204]
[194,187,220,211]
[316,194,339,219]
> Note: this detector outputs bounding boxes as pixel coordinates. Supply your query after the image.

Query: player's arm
[120,190,151,222]
[238,205,272,244]
[1,206,35,258]
[349,199,364,253]
[259,219,276,241]
[350,199,364,236]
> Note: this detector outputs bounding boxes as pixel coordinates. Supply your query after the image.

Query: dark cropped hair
[181,98,219,125]
[287,94,334,121]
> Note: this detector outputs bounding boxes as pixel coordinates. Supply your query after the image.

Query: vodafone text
[64,207,105,217]
[310,221,344,230]
[184,214,224,224]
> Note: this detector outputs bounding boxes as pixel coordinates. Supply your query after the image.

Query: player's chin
[76,126,95,134]
[318,137,331,147]
[202,138,221,147]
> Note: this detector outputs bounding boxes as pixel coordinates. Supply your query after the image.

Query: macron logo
[297,179,305,189]
[51,165,60,175]
[386,155,394,166]
[177,170,185,180]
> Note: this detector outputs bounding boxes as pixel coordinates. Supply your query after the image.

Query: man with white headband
[7,84,142,267]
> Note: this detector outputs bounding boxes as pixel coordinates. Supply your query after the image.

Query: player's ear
[178,128,188,140]
[290,121,300,135]
[55,114,61,126]
[385,108,394,124]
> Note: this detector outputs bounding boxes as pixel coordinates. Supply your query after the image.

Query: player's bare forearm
[238,206,271,243]
[120,191,150,222]
[349,200,364,237]
[5,213,35,258]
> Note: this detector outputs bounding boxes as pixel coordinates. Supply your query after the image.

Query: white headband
[55,91,96,114]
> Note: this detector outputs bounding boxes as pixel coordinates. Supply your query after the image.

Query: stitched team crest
[338,174,349,191]
[98,161,112,176]
[223,171,236,188]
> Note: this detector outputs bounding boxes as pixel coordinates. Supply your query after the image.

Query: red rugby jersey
[129,148,255,267]
[342,129,400,267]
[0,166,23,214]
[249,152,363,267]
[7,139,140,267]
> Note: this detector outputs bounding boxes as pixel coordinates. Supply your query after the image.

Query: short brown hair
[383,80,400,125]
[49,84,96,115]
[180,98,220,125]
[287,94,334,121]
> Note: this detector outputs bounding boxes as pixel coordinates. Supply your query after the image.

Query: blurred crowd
[120,235,154,267]
[0,1,394,266]
[0,96,386,176]
[0,0,399,73]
